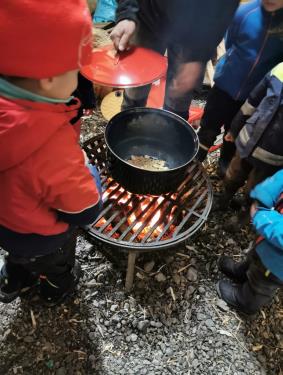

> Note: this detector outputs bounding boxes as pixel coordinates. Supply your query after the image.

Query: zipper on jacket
[235,12,273,100]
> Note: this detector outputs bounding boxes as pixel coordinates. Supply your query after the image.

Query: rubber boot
[218,139,236,178]
[218,256,250,283]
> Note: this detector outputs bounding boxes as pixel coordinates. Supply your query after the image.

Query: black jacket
[116,0,239,62]
[231,63,283,169]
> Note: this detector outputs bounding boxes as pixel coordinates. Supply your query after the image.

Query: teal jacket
[251,170,283,280]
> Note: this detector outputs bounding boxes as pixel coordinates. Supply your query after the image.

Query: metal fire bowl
[83,134,213,253]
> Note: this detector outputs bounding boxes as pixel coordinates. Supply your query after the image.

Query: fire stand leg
[125,252,137,291]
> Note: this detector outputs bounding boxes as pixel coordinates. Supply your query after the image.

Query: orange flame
[95,179,177,241]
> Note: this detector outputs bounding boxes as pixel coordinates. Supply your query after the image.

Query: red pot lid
[81,45,167,88]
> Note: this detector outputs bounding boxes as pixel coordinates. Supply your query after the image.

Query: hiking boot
[40,261,82,307]
[216,279,264,316]
[0,263,39,303]
[218,256,249,283]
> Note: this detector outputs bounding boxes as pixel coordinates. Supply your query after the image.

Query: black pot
[104,108,199,195]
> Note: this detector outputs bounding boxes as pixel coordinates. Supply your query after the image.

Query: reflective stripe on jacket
[251,171,283,280]
[232,63,283,169]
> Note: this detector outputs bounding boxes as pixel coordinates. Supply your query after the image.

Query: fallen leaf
[252,344,263,352]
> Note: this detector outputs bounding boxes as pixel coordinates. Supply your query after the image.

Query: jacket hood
[0,96,80,171]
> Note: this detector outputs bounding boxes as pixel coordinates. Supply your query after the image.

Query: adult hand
[168,62,203,98]
[110,20,136,51]
[224,132,234,143]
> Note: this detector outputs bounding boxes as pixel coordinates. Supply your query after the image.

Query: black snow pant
[1,232,77,300]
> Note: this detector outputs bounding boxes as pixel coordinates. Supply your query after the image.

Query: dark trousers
[122,22,205,119]
[242,248,283,312]
[197,86,244,158]
[2,232,77,300]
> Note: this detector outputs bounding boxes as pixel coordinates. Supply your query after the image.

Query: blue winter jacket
[214,0,283,101]
[250,170,283,280]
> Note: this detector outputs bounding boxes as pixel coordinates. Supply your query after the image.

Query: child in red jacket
[0,1,102,306]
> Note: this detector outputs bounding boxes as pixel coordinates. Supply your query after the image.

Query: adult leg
[122,22,166,110]
[163,45,205,120]
[196,86,243,162]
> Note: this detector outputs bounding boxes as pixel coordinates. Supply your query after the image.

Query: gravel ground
[0,94,282,374]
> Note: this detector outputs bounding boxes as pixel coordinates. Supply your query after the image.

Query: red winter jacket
[0,97,100,240]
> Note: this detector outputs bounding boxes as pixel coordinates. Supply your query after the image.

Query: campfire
[95,178,178,242]
[84,134,212,251]
[84,134,212,290]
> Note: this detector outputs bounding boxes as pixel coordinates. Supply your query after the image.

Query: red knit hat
[0,0,93,79]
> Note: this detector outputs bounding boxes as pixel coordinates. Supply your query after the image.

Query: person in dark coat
[110,0,239,120]
[196,0,283,175]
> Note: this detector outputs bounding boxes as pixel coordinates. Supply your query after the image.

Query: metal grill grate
[83,134,212,251]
